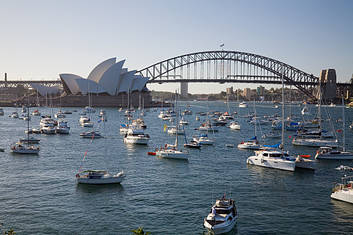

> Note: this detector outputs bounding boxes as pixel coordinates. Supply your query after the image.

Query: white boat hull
[292,138,339,148]
[204,216,237,234]
[123,137,149,145]
[229,124,240,130]
[156,150,188,160]
[331,190,353,204]
[247,156,296,171]
[237,143,261,150]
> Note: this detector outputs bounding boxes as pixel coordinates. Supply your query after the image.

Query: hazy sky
[0,0,352,93]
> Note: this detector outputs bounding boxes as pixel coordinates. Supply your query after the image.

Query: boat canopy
[263,143,280,148]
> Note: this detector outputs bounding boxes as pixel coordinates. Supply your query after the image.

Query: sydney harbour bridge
[1,50,351,100]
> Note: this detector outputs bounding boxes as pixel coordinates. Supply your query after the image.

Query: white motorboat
[199,121,218,132]
[40,117,57,128]
[331,175,353,204]
[238,137,262,150]
[80,131,103,139]
[315,147,353,160]
[10,142,40,154]
[10,112,19,118]
[193,134,214,145]
[41,124,56,134]
[79,116,93,127]
[239,102,247,108]
[123,128,150,145]
[229,121,240,130]
[203,196,238,234]
[167,126,185,135]
[247,149,296,171]
[54,111,66,119]
[292,138,339,148]
[56,120,70,134]
[76,170,125,185]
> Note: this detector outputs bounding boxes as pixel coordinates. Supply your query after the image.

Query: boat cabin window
[263,153,268,157]
[215,208,232,214]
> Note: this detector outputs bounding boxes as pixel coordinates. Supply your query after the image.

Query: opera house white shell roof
[58,58,149,95]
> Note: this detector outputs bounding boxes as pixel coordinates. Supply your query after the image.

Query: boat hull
[315,152,353,160]
[77,176,124,185]
[331,190,353,204]
[204,216,237,234]
[247,156,296,171]
[156,150,188,160]
[123,137,149,145]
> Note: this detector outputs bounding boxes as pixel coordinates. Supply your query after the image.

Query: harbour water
[1,102,353,234]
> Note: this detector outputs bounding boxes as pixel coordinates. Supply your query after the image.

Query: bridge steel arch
[137,50,318,99]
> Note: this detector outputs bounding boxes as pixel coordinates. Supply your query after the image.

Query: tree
[132,227,150,235]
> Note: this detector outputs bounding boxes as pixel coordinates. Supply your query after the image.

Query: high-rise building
[226,87,233,95]
[243,88,252,100]
[256,86,265,96]
[180,82,188,97]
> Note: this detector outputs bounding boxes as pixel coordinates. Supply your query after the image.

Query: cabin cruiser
[219,112,233,120]
[239,102,247,108]
[40,117,57,128]
[247,149,296,171]
[131,118,147,129]
[10,142,40,154]
[203,195,238,234]
[315,147,353,160]
[80,131,103,139]
[292,137,339,148]
[199,121,218,132]
[193,134,214,145]
[54,111,66,119]
[167,126,185,135]
[331,175,353,204]
[41,124,56,134]
[56,120,70,134]
[229,121,240,130]
[123,128,150,145]
[10,112,19,118]
[76,170,125,184]
[184,140,201,149]
[238,137,262,150]
[79,116,93,127]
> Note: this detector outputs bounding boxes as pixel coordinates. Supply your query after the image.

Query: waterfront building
[59,58,149,96]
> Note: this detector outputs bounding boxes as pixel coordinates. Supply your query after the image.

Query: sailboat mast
[253,99,257,137]
[175,91,178,147]
[318,78,322,134]
[281,68,285,149]
[342,97,345,151]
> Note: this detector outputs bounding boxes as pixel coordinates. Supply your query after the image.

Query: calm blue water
[1,102,353,234]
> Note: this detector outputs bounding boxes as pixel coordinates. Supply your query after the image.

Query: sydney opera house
[30,58,152,107]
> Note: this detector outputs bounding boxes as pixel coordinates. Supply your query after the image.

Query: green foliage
[132,227,150,235]
[4,229,15,235]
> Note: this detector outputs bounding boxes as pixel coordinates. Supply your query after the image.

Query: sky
[0,0,352,93]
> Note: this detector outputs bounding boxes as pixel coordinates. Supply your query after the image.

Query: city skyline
[1,0,352,94]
